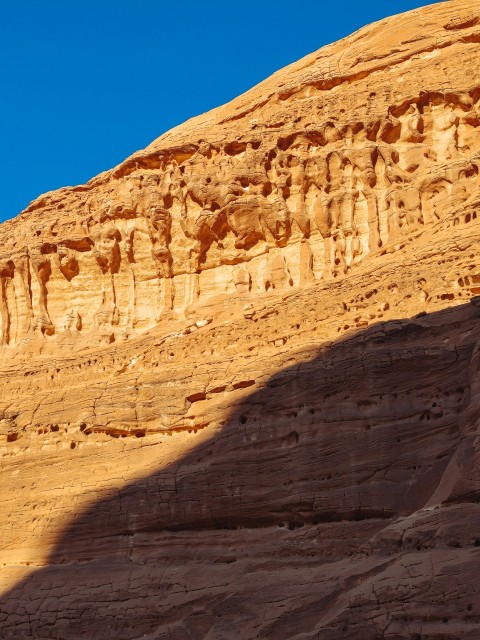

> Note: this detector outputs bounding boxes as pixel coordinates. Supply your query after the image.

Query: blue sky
[0,0,443,222]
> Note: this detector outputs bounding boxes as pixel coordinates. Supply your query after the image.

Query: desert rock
[2,1,480,638]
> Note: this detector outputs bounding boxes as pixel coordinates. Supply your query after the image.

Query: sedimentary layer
[2,1,480,638]
[0,0,479,353]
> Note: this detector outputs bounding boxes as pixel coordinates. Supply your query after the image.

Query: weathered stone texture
[2,1,480,638]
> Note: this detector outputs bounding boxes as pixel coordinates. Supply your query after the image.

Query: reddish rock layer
[2,1,480,638]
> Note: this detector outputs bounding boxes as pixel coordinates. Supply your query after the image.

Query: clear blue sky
[0,0,443,222]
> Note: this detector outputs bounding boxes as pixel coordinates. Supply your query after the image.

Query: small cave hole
[239,415,248,425]
[70,442,76,450]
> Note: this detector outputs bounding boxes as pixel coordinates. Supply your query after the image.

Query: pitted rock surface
[2,1,480,638]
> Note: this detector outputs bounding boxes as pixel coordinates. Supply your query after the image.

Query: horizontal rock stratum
[2,1,480,638]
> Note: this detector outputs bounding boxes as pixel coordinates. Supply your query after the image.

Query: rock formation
[2,1,480,638]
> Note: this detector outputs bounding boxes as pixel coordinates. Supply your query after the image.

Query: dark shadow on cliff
[3,302,480,639]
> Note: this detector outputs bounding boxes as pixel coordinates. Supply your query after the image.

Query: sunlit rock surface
[2,1,480,638]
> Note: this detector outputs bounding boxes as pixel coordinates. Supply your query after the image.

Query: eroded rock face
[1,1,480,351]
[2,1,480,638]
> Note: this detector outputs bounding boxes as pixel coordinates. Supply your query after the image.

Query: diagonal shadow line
[2,301,480,639]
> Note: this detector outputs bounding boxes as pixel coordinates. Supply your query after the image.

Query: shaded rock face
[2,1,480,638]
[3,304,480,639]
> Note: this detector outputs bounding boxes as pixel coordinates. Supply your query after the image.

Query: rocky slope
[2,1,480,638]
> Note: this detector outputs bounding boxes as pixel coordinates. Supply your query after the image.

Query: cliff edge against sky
[2,1,480,638]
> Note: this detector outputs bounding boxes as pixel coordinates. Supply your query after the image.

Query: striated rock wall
[1,0,480,351]
[3,300,480,639]
[2,1,480,638]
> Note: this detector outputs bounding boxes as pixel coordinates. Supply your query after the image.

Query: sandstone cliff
[2,1,480,638]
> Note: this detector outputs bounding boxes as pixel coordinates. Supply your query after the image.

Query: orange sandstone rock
[2,1,480,638]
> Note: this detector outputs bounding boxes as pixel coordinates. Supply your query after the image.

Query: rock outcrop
[2,1,480,638]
